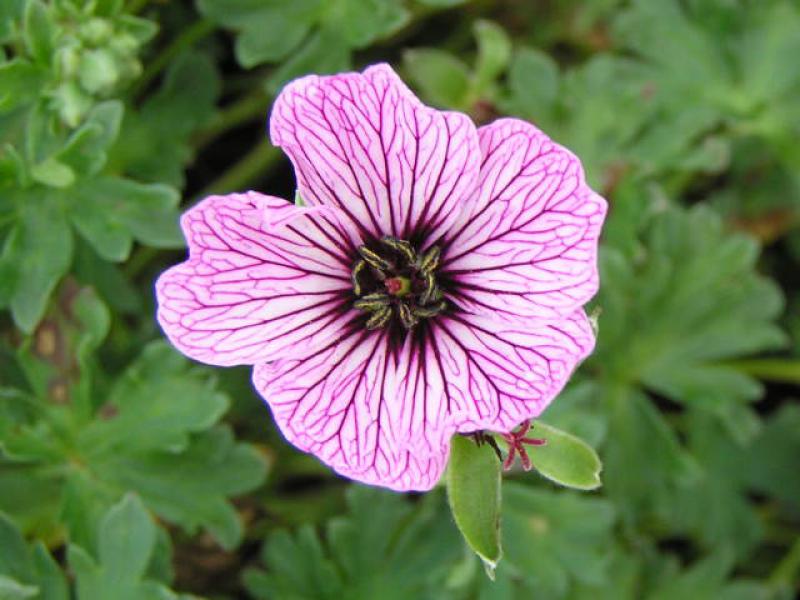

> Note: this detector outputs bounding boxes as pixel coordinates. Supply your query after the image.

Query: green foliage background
[1,0,799,598]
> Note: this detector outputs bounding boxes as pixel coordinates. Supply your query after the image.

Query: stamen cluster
[352,237,446,330]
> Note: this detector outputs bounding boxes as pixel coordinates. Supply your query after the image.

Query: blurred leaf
[1,198,72,333]
[78,343,228,455]
[245,487,462,600]
[69,176,182,259]
[528,421,602,490]
[0,60,46,112]
[403,49,470,109]
[266,29,350,95]
[596,205,786,419]
[326,0,409,49]
[447,434,503,576]
[68,495,186,600]
[56,101,123,178]
[201,0,408,85]
[473,20,511,94]
[745,404,800,510]
[502,46,559,124]
[23,0,55,67]
[88,424,266,550]
[109,53,220,188]
[502,483,616,597]
[0,511,68,600]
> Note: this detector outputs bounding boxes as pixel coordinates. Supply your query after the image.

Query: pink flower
[156,64,606,491]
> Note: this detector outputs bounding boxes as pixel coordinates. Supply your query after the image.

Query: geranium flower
[156,64,606,491]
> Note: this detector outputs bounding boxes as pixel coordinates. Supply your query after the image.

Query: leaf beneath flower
[528,421,602,490]
[446,434,502,577]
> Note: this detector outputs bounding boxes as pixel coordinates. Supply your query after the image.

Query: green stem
[197,141,284,198]
[124,246,159,279]
[133,18,215,98]
[127,0,150,14]
[725,358,800,385]
[768,538,800,590]
[193,89,272,150]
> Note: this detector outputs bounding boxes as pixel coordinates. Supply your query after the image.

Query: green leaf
[109,53,220,188]
[502,484,616,596]
[446,434,502,576]
[77,49,120,96]
[1,199,72,333]
[473,20,512,93]
[69,176,182,259]
[527,421,602,490]
[745,404,800,510]
[266,29,350,95]
[325,0,410,50]
[0,1,24,44]
[198,0,322,68]
[57,101,124,177]
[78,343,229,455]
[68,495,183,600]
[403,49,471,109]
[87,423,267,550]
[245,487,462,600]
[415,0,466,5]
[23,0,55,66]
[30,158,75,188]
[235,10,312,68]
[0,511,68,600]
[501,46,560,123]
[0,575,38,599]
[603,387,700,524]
[0,60,46,112]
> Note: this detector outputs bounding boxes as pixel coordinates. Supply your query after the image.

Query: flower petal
[441,118,607,321]
[270,63,480,243]
[429,310,596,434]
[156,192,360,366]
[253,329,450,491]
[253,309,594,491]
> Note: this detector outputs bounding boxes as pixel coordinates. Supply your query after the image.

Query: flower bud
[51,82,92,128]
[78,48,119,95]
[79,17,113,46]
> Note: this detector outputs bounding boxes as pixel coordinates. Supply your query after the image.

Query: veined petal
[156,192,359,366]
[442,118,607,322]
[254,329,450,491]
[431,310,596,433]
[252,309,594,491]
[270,63,480,243]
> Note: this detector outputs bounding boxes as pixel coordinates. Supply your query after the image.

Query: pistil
[351,237,447,330]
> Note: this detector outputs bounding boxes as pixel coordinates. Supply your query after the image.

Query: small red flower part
[500,420,546,471]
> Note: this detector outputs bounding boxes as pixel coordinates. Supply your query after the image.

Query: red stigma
[385,278,403,295]
[500,419,546,471]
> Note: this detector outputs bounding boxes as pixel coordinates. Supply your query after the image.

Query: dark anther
[380,236,416,264]
[366,306,392,330]
[411,301,446,319]
[398,303,418,329]
[358,246,393,273]
[420,272,438,305]
[353,292,390,311]
[352,259,366,296]
[351,238,446,331]
[418,246,440,273]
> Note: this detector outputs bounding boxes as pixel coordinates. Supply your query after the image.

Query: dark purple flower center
[352,237,446,330]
